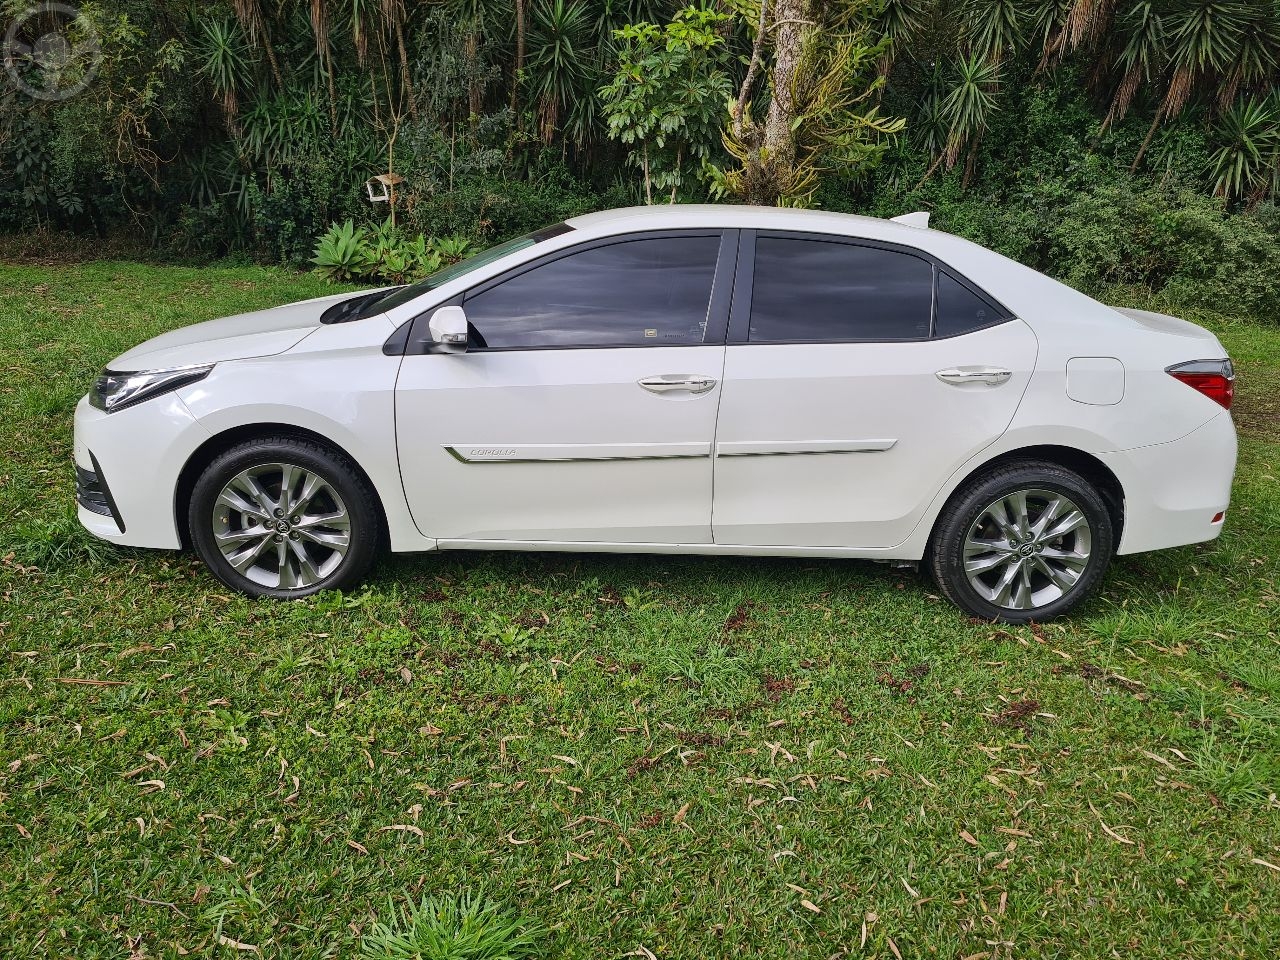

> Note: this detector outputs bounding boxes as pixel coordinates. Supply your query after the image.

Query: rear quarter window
[933,269,1012,337]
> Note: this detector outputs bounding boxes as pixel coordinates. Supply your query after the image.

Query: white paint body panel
[110,290,367,370]
[712,321,1038,548]
[395,347,724,542]
[72,205,1237,567]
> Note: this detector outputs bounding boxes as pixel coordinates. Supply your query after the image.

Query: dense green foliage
[311,218,478,284]
[1,261,1279,957]
[2,1,1279,317]
[599,6,733,203]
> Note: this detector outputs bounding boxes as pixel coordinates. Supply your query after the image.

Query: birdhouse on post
[365,173,406,227]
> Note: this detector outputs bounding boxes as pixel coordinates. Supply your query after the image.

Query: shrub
[359,890,547,960]
[312,220,370,283]
[1048,182,1280,321]
[311,219,469,286]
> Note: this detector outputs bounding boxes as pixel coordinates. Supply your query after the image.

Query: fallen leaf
[672,802,690,824]
[1088,802,1135,845]
[216,934,260,954]
[800,899,821,914]
[379,824,424,838]
[347,839,369,855]
[960,829,979,846]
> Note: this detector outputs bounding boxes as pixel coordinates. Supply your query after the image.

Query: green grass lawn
[1,262,1278,959]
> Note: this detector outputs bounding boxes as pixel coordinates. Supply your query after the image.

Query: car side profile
[73,205,1238,621]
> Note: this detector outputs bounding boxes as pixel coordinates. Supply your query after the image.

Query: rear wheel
[189,437,380,598]
[929,461,1115,622]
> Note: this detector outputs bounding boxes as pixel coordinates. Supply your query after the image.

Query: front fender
[177,351,434,553]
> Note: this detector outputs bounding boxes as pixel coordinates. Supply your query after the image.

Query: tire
[928,460,1115,623]
[188,436,381,598]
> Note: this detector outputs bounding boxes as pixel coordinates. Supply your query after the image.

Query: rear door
[712,231,1039,549]
[395,230,736,544]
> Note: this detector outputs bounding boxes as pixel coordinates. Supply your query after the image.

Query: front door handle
[936,366,1013,386]
[638,375,718,395]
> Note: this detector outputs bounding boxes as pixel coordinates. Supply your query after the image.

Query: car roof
[564,204,930,245]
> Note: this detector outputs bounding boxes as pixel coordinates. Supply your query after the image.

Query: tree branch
[733,0,772,139]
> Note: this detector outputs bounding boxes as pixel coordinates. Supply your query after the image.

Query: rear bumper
[1099,412,1237,555]
[73,393,211,549]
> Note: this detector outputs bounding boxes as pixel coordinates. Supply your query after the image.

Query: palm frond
[1208,94,1280,201]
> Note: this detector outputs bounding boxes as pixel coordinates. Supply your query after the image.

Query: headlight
[89,365,213,413]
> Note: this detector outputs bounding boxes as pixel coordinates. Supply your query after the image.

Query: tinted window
[935,271,1004,337]
[749,237,933,342]
[463,236,721,349]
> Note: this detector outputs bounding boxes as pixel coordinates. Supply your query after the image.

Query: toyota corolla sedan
[73,205,1237,621]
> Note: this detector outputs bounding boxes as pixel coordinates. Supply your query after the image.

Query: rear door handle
[638,375,718,395]
[936,366,1013,386]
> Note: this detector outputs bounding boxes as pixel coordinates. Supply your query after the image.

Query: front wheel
[189,437,381,598]
[928,461,1115,623]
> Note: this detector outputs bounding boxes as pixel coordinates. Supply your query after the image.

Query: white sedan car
[73,205,1237,622]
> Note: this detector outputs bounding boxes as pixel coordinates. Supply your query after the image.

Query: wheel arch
[929,444,1125,551]
[174,423,391,551]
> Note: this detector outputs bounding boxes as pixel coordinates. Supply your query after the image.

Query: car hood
[108,291,362,371]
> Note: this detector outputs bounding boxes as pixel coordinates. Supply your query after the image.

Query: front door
[395,231,735,544]
[712,232,1039,549]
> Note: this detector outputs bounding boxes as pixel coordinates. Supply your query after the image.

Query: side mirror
[428,305,469,353]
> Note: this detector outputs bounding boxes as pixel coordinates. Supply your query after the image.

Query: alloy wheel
[211,462,351,590]
[962,487,1093,611]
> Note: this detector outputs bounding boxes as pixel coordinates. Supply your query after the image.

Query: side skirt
[430,538,926,561]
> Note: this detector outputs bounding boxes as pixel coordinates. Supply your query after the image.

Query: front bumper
[75,458,124,532]
[73,392,212,548]
[1099,411,1237,555]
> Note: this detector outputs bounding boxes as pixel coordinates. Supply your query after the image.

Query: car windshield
[359,222,574,318]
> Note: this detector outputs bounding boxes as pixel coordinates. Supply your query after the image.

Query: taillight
[1167,359,1234,410]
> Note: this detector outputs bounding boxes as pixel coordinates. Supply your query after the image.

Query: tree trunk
[234,1,284,88]
[511,0,526,124]
[733,0,813,205]
[670,144,683,203]
[394,19,417,120]
[732,0,771,139]
[261,33,284,89]
[1130,107,1163,172]
[325,59,339,133]
[466,31,482,121]
[643,144,652,205]
[762,0,808,172]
